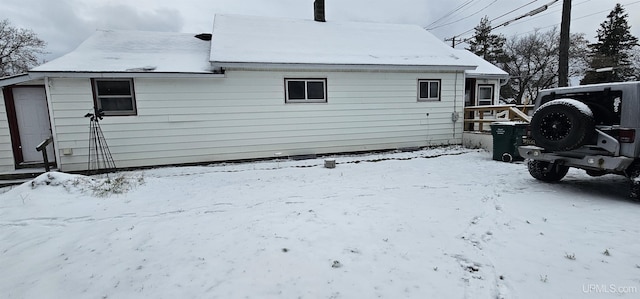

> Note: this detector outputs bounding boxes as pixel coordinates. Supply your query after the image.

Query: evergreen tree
[581,3,638,84]
[466,16,506,65]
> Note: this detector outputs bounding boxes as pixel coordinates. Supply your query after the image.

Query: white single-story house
[0,9,508,173]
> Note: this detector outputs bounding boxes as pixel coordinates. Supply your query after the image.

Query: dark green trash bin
[490,122,529,162]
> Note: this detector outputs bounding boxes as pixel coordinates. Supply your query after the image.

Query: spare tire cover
[530,99,594,151]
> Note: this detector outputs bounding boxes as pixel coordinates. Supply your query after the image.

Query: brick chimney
[314,0,326,22]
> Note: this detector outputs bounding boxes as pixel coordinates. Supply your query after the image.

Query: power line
[492,0,560,30]
[498,0,640,38]
[426,0,479,29]
[500,0,595,29]
[435,0,591,38]
[444,0,560,46]
[426,0,477,28]
[427,0,499,30]
[490,0,540,22]
[448,0,615,41]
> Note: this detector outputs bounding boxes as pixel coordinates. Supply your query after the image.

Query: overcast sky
[2,0,639,61]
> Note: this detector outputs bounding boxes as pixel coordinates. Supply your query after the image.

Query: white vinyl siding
[46,70,465,172]
[0,91,15,172]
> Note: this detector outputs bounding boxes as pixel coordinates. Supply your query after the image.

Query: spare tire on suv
[530,99,595,151]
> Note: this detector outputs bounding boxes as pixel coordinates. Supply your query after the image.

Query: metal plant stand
[85,108,116,174]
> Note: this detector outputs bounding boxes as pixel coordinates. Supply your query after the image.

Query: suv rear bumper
[518,145,634,172]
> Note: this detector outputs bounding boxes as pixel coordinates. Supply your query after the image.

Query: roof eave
[27,71,226,79]
[466,73,510,80]
[0,73,46,87]
[212,62,475,72]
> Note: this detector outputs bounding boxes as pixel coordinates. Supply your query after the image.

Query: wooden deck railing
[463,104,534,132]
[36,136,54,172]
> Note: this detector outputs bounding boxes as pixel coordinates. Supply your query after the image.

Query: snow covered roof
[27,16,506,77]
[454,50,508,79]
[32,30,213,74]
[210,14,477,71]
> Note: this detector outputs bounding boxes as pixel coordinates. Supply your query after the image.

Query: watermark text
[583,284,638,294]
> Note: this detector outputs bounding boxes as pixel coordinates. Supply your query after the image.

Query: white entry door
[13,87,54,163]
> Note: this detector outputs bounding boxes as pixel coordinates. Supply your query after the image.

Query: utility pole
[445,36,456,47]
[558,0,571,87]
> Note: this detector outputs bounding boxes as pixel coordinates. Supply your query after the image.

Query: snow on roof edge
[455,49,508,78]
[32,30,213,74]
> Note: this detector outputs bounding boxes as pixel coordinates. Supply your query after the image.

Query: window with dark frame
[285,79,327,103]
[92,78,137,116]
[418,79,441,101]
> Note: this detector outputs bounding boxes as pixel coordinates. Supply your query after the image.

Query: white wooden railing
[463,104,534,132]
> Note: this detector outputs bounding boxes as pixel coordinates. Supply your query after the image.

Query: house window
[418,79,440,101]
[477,84,494,106]
[92,78,137,116]
[285,79,327,103]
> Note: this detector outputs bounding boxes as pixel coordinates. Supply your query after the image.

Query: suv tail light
[617,128,635,143]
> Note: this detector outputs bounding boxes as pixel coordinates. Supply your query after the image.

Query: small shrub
[90,174,144,197]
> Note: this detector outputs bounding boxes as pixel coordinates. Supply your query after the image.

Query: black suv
[518,81,640,198]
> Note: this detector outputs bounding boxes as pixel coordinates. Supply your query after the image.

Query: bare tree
[500,28,588,104]
[568,32,590,79]
[501,29,559,104]
[0,19,46,77]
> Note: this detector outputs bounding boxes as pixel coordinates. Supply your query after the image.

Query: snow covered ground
[1,147,639,298]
